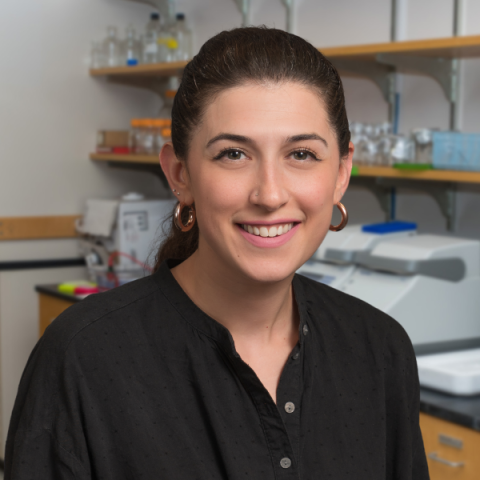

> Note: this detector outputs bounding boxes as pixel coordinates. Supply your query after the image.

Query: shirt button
[303,324,309,336]
[292,352,300,360]
[285,402,295,413]
[280,457,292,469]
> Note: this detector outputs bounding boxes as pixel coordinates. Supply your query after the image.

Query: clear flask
[103,26,121,67]
[143,13,161,64]
[174,13,192,61]
[124,25,141,66]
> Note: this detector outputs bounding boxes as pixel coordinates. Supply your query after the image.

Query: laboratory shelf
[353,165,480,184]
[320,34,480,60]
[90,154,480,184]
[90,153,159,165]
[89,60,188,77]
[88,35,480,80]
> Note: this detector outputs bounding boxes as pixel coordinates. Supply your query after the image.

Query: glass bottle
[124,25,141,66]
[129,119,141,154]
[174,13,192,61]
[103,26,120,67]
[143,13,161,64]
[142,119,156,155]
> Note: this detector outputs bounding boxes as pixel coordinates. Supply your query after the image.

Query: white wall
[1,0,480,459]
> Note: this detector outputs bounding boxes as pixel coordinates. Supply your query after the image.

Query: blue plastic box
[432,131,480,172]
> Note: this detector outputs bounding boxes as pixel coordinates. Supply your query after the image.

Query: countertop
[36,284,480,433]
[35,284,84,303]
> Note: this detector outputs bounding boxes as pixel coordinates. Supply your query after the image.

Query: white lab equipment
[298,222,480,347]
[76,194,175,275]
[297,221,417,289]
[417,349,480,395]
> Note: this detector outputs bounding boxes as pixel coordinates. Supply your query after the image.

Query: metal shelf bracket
[352,176,457,231]
[376,53,458,103]
[331,59,395,104]
[280,0,295,33]
[232,0,251,27]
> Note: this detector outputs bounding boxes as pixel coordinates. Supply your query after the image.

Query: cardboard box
[97,130,129,148]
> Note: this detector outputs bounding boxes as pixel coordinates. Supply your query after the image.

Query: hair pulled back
[154,26,350,271]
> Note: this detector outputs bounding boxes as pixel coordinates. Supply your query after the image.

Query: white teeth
[268,226,277,237]
[243,223,295,238]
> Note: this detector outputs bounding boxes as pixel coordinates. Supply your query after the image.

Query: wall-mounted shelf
[90,61,188,78]
[320,35,480,60]
[353,165,480,184]
[90,154,480,185]
[90,153,159,164]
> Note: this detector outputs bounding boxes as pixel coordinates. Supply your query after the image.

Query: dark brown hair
[154,26,350,271]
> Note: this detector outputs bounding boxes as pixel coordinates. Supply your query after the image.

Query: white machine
[76,193,176,273]
[298,221,417,289]
[298,222,480,346]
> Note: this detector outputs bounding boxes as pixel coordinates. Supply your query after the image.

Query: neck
[171,246,297,344]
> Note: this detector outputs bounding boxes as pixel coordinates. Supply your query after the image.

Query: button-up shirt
[5,260,429,479]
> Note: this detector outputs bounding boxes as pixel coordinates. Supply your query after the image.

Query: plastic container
[143,13,161,63]
[93,266,145,292]
[103,26,121,67]
[174,13,192,61]
[142,119,156,154]
[129,119,142,153]
[432,131,480,172]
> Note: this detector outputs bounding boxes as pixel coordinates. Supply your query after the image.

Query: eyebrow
[205,132,328,149]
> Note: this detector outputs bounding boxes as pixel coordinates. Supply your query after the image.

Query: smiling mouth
[239,223,295,238]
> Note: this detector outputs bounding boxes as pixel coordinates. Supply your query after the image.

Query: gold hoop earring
[329,202,348,232]
[174,202,196,232]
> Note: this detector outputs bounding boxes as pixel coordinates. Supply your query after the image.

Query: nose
[250,158,289,212]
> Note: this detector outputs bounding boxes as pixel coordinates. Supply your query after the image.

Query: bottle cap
[165,90,177,99]
[151,13,160,20]
[176,13,185,20]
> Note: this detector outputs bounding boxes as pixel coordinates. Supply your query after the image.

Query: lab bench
[36,284,480,478]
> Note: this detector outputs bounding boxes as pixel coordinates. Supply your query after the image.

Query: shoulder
[294,273,413,358]
[41,275,161,355]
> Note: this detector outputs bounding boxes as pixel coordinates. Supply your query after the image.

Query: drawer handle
[428,452,464,468]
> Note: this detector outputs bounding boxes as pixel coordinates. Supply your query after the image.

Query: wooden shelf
[88,35,480,80]
[320,34,480,60]
[90,153,159,165]
[353,165,480,184]
[90,61,188,78]
[90,154,480,184]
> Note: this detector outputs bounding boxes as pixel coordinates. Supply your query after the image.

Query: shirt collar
[152,259,310,355]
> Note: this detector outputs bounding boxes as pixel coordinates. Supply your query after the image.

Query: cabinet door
[39,293,75,337]
[420,413,480,480]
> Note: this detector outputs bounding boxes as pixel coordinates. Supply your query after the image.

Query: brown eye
[293,151,309,160]
[226,150,243,160]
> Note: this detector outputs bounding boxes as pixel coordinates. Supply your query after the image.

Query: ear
[333,141,354,205]
[159,143,194,205]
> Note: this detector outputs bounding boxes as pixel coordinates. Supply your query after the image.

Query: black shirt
[6,260,429,479]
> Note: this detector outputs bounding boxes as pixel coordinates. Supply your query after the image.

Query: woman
[6,27,429,479]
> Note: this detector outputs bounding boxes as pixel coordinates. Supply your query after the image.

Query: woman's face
[164,82,353,283]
